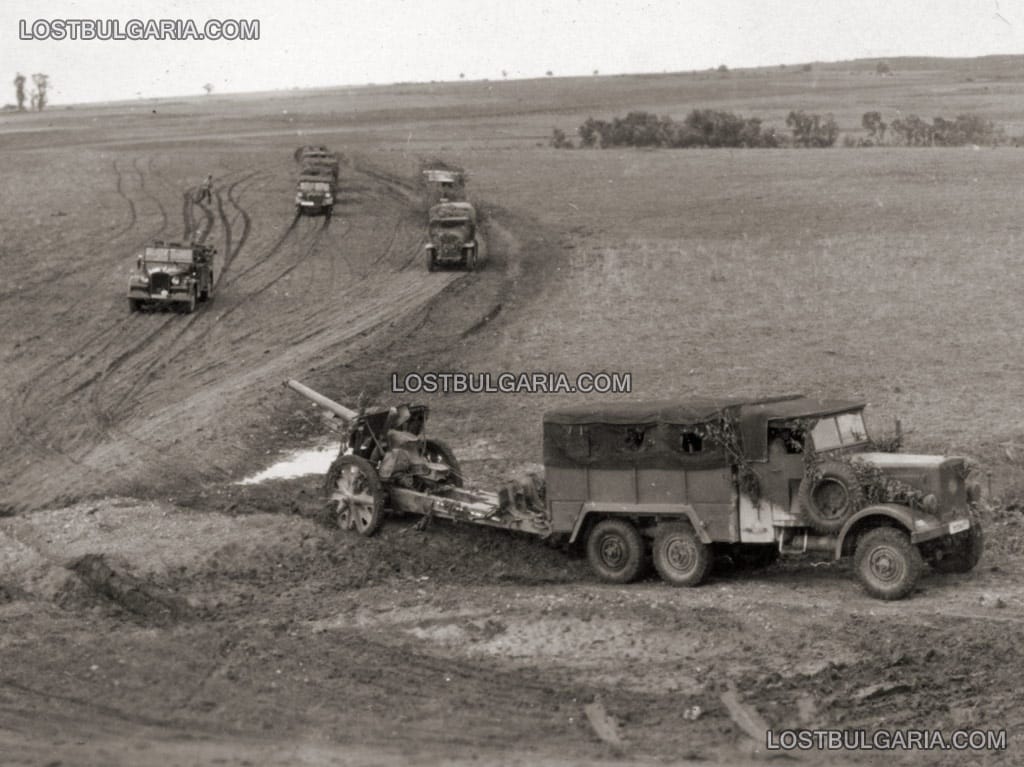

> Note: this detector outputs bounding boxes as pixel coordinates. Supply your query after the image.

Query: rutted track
[0,154,474,510]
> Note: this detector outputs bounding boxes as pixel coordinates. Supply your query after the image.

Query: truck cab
[425,201,478,271]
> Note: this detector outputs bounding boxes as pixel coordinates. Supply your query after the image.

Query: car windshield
[145,247,193,263]
[431,219,468,230]
[299,182,331,192]
[810,412,869,451]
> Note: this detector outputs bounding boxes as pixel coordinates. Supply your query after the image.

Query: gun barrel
[285,379,358,422]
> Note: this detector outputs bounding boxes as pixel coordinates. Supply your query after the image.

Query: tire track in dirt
[0,156,182,493]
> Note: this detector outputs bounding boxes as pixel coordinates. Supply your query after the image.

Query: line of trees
[853,111,1003,147]
[554,108,1007,150]
[559,109,838,149]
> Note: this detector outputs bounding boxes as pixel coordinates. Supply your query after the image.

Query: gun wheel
[324,454,385,537]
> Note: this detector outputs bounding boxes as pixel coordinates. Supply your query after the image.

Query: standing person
[195,174,213,204]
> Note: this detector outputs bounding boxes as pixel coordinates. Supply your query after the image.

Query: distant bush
[575,109,779,149]
[786,110,840,147]
[859,111,1004,147]
[550,128,574,149]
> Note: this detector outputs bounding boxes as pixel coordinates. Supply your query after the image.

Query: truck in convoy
[127,241,215,313]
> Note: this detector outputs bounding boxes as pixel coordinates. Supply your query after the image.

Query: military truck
[127,241,215,313]
[295,173,336,217]
[543,397,983,599]
[422,168,465,205]
[425,201,478,271]
[290,384,983,600]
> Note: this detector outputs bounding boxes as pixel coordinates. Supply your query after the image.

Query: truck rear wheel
[653,522,711,587]
[324,454,385,537]
[854,526,923,600]
[586,518,645,584]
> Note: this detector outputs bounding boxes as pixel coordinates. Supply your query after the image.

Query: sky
[2,0,1024,105]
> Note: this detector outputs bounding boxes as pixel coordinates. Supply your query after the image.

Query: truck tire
[653,522,711,587]
[423,438,463,488]
[427,252,437,272]
[129,298,142,313]
[797,461,864,534]
[854,526,923,600]
[323,454,385,537]
[179,288,197,315]
[586,518,645,584]
[199,273,212,302]
[931,523,984,574]
[465,244,478,272]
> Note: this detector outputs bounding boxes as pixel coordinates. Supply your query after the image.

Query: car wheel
[931,523,984,574]
[586,518,645,584]
[427,252,437,272]
[653,522,711,586]
[323,454,386,537]
[854,526,923,600]
[798,460,864,534]
[422,438,463,488]
[180,288,197,314]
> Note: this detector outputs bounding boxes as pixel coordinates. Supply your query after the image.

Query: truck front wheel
[586,518,645,584]
[653,522,711,587]
[854,526,923,600]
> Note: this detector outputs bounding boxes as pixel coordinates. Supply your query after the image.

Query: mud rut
[0,156,463,512]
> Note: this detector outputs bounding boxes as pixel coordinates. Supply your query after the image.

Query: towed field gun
[286,380,548,537]
[287,382,983,600]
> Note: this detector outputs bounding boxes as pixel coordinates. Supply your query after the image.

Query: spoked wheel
[323,454,385,536]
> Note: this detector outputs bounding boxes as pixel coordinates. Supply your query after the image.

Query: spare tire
[797,460,864,534]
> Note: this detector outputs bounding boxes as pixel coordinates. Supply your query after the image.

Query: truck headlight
[921,494,938,513]
[966,481,982,503]
[171,276,181,286]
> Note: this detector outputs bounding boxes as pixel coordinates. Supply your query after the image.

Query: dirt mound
[64,553,192,623]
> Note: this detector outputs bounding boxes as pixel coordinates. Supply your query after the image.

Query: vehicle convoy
[127,241,215,313]
[287,384,983,600]
[425,200,479,271]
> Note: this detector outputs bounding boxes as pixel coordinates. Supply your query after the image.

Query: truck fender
[834,503,922,557]
[568,503,712,545]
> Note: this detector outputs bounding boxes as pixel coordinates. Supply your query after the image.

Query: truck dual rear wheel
[323,454,385,537]
[854,526,923,600]
[653,522,711,587]
[586,518,645,584]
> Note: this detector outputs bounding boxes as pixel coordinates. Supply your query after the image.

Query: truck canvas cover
[542,395,866,468]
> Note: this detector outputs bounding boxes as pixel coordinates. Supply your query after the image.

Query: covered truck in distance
[127,241,215,313]
[425,201,478,271]
[295,173,335,217]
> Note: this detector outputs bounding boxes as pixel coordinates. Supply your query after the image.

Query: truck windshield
[810,412,869,451]
[299,182,331,192]
[430,219,468,229]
